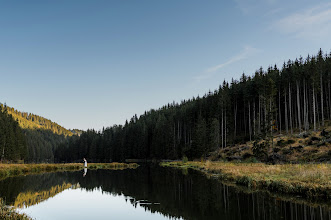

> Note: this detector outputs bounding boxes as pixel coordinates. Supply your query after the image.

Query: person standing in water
[83,158,88,177]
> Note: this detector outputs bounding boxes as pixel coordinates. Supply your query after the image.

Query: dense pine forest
[1,49,331,163]
[4,106,78,162]
[54,49,331,163]
[0,104,81,162]
[0,105,27,162]
[4,105,74,136]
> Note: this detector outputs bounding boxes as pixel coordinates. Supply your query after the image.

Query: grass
[0,162,139,180]
[0,198,31,220]
[161,161,331,200]
[208,127,331,163]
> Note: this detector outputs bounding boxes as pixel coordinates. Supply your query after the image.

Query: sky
[1,0,331,130]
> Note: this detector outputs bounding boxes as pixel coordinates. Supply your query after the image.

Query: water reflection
[14,183,78,208]
[0,165,329,220]
[83,167,87,177]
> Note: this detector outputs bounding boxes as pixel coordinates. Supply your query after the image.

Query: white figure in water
[83,158,87,167]
[83,158,87,177]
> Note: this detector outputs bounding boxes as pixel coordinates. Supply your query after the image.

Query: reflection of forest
[0,172,75,206]
[14,183,79,208]
[0,166,330,220]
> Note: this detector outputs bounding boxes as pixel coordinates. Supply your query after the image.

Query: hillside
[208,126,331,163]
[55,49,331,163]
[1,104,73,136]
[0,104,82,162]
[0,105,27,162]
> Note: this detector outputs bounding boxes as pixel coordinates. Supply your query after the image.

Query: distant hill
[1,104,73,136]
[0,103,82,162]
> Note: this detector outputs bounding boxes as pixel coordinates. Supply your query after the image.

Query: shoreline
[160,161,331,201]
[0,198,31,220]
[0,162,139,180]
[0,162,139,219]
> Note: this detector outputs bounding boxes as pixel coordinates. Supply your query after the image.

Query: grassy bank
[161,161,331,200]
[0,162,139,180]
[0,198,31,220]
[209,128,331,164]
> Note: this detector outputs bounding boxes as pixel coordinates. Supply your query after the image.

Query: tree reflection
[0,165,330,220]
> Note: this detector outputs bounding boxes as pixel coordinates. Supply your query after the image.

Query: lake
[0,164,330,220]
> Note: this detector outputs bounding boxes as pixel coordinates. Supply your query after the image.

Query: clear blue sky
[1,0,330,130]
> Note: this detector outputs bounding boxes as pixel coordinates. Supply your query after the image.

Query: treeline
[54,49,331,162]
[0,105,27,161]
[0,104,77,162]
[3,104,73,136]
[24,129,68,163]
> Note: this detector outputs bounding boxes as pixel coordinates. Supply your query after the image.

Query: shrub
[286,139,295,144]
[252,141,268,160]
[244,157,259,163]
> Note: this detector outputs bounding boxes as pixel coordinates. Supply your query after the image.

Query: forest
[54,49,331,163]
[0,104,78,162]
[4,105,74,136]
[0,105,27,161]
[1,49,331,163]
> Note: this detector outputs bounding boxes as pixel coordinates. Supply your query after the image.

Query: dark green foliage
[0,104,80,163]
[276,140,286,147]
[192,116,207,158]
[0,105,27,162]
[4,49,331,163]
[286,139,295,145]
[252,141,268,160]
[24,129,67,163]
[52,49,331,162]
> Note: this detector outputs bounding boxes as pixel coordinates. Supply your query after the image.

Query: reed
[160,161,331,200]
[0,198,31,220]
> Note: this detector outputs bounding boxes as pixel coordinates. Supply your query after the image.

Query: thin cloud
[234,0,278,14]
[234,0,259,14]
[194,46,261,82]
[273,3,331,39]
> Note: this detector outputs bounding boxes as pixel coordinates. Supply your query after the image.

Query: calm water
[0,164,330,220]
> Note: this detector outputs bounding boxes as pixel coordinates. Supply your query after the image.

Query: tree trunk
[253,101,256,136]
[225,109,227,148]
[244,102,247,136]
[184,124,186,146]
[264,96,267,135]
[258,95,261,134]
[320,72,324,126]
[285,89,289,134]
[303,80,308,131]
[221,108,224,149]
[313,87,317,131]
[279,89,281,134]
[173,123,176,158]
[289,83,293,134]
[316,90,320,129]
[1,139,5,162]
[249,101,252,141]
[178,121,180,141]
[270,99,273,148]
[326,80,330,120]
[328,76,331,119]
[234,101,237,139]
[296,81,302,132]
